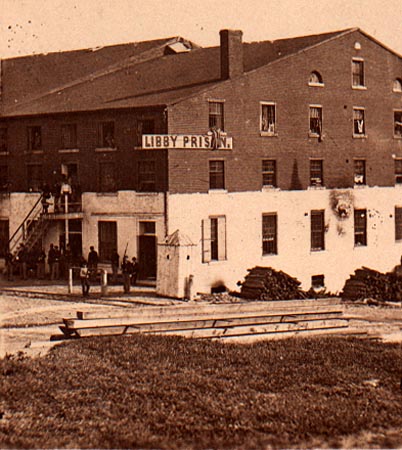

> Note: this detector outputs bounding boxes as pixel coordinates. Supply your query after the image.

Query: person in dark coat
[121,255,132,293]
[88,246,99,281]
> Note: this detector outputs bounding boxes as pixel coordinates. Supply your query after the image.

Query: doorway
[138,221,157,280]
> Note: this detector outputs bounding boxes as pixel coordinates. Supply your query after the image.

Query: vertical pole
[101,269,108,296]
[65,193,69,247]
[68,268,73,294]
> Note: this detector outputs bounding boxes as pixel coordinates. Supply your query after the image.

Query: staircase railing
[8,194,44,255]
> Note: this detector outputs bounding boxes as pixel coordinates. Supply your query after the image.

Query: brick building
[1,28,402,294]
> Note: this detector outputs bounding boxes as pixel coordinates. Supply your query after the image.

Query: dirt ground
[1,282,402,358]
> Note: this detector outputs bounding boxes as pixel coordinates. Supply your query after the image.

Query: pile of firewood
[240,266,308,301]
[341,266,402,302]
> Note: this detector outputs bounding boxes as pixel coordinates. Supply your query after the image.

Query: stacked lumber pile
[240,266,308,301]
[341,266,401,302]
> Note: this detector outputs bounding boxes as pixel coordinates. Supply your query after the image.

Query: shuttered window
[262,214,277,255]
[311,210,325,251]
[202,216,226,263]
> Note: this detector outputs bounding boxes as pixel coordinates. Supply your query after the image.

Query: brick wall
[0,108,167,193]
[167,30,402,194]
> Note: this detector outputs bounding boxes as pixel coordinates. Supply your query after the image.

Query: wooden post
[68,268,73,294]
[101,269,108,296]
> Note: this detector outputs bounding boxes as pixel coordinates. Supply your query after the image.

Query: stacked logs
[341,266,402,302]
[240,266,308,301]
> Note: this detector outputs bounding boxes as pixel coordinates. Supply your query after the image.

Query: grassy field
[0,335,401,449]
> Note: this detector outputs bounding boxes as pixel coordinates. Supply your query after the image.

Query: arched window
[393,78,402,92]
[309,71,323,85]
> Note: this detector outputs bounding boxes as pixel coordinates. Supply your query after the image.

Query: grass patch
[0,335,401,449]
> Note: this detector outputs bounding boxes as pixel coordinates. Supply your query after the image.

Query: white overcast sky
[1,0,402,58]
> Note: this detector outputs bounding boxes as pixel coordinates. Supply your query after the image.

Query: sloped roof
[1,29,353,117]
[163,230,195,247]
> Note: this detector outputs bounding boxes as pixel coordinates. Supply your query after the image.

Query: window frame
[97,121,116,149]
[262,213,278,256]
[262,159,277,188]
[395,207,402,241]
[27,126,42,152]
[208,100,225,131]
[394,110,402,138]
[26,163,43,192]
[352,58,366,89]
[98,221,117,262]
[395,158,402,185]
[202,215,226,263]
[393,78,402,93]
[354,209,367,246]
[138,160,156,192]
[209,160,225,190]
[310,210,325,252]
[353,107,366,137]
[308,71,324,87]
[98,160,117,192]
[309,105,323,138]
[354,159,366,186]
[60,123,78,150]
[260,102,277,136]
[309,159,324,187]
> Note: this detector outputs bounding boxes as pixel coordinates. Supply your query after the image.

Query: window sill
[208,189,228,194]
[95,147,117,152]
[308,133,323,139]
[262,253,278,257]
[310,249,326,253]
[395,183,402,187]
[394,136,402,140]
[136,192,160,196]
[260,131,278,137]
[308,185,325,190]
[352,85,367,90]
[59,148,80,153]
[354,184,367,189]
[353,134,367,139]
[0,151,9,156]
[354,244,367,248]
[262,185,279,191]
[204,259,227,265]
[308,82,325,87]
[25,150,44,155]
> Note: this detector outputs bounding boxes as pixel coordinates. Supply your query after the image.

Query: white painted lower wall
[167,187,402,295]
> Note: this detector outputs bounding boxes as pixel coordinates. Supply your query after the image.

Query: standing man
[36,247,46,280]
[88,246,99,281]
[121,255,132,293]
[131,257,139,286]
[79,261,90,297]
[111,249,119,285]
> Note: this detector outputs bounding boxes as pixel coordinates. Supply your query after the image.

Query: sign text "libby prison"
[142,134,233,150]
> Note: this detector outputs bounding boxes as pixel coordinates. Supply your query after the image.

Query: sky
[1,0,402,59]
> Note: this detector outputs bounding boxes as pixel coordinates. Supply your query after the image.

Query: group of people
[5,242,73,281]
[78,247,139,296]
[40,176,81,215]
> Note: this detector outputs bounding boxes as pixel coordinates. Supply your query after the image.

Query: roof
[0,28,360,117]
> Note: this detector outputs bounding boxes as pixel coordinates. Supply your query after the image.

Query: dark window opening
[354,159,366,185]
[309,71,323,84]
[310,160,324,186]
[311,274,325,288]
[354,209,367,246]
[0,219,9,258]
[352,59,365,87]
[395,159,402,184]
[395,207,402,241]
[311,210,325,251]
[98,221,117,262]
[99,161,116,192]
[353,108,365,136]
[209,160,225,190]
[262,159,277,187]
[262,214,277,255]
[27,164,43,192]
[136,119,155,147]
[138,160,156,192]
[0,165,9,192]
[0,128,7,152]
[27,126,42,151]
[210,217,218,261]
[98,122,115,148]
[394,111,402,137]
[309,106,322,136]
[209,102,224,131]
[61,124,77,149]
[261,104,276,133]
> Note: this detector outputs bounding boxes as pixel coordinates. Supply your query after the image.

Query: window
[0,128,7,152]
[136,119,155,147]
[262,159,277,187]
[309,71,323,85]
[354,209,367,246]
[202,216,226,262]
[260,103,276,134]
[311,210,325,251]
[311,274,325,288]
[99,161,116,192]
[353,108,366,136]
[209,160,225,190]
[61,163,79,185]
[309,106,322,137]
[26,163,43,191]
[393,78,402,92]
[394,111,402,138]
[98,221,117,262]
[0,165,8,191]
[354,159,366,185]
[61,124,77,149]
[27,126,42,151]
[310,159,324,187]
[395,207,402,241]
[209,101,224,131]
[138,160,156,192]
[395,159,402,184]
[0,219,9,258]
[262,214,277,255]
[352,59,365,87]
[98,122,115,148]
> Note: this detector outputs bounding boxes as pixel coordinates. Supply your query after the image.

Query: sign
[141,134,233,150]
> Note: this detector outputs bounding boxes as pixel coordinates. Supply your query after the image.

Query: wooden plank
[63,310,343,331]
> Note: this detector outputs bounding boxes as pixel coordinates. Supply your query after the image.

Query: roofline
[357,28,402,59]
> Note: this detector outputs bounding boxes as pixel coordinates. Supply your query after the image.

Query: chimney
[220,29,243,80]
